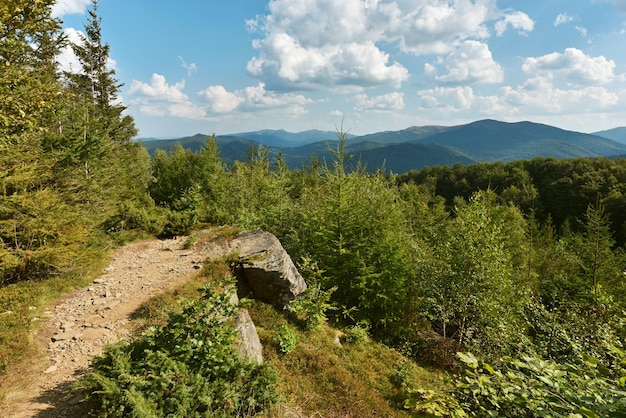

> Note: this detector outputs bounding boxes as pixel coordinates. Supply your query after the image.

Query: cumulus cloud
[426,40,503,84]
[127,74,207,119]
[246,0,530,90]
[199,86,243,113]
[494,11,535,36]
[199,83,314,115]
[554,13,575,26]
[51,0,91,17]
[353,92,405,111]
[382,0,493,55]
[247,34,409,91]
[522,48,617,85]
[418,86,476,110]
[500,82,619,114]
[57,28,83,73]
[129,74,188,102]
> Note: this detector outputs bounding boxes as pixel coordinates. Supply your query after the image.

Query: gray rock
[230,230,307,306]
[234,309,263,365]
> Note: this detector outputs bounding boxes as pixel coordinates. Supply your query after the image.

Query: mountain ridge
[140,119,626,173]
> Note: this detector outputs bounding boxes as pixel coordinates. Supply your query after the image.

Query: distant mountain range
[140,119,626,173]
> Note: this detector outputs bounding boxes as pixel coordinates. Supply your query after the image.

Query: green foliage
[343,324,371,345]
[285,130,421,332]
[416,190,530,355]
[407,350,626,417]
[277,324,297,354]
[77,280,278,417]
[286,284,337,330]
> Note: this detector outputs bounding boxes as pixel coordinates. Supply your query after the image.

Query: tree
[417,191,530,355]
[286,129,421,332]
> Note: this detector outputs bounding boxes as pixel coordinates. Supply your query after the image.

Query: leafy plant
[406,350,626,417]
[343,324,370,345]
[286,284,337,330]
[277,324,297,354]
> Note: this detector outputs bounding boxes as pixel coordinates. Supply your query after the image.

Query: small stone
[93,278,106,284]
[0,311,13,316]
[44,365,58,374]
[51,330,81,342]
[28,306,37,311]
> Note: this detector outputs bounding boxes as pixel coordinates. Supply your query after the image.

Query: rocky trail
[0,232,230,418]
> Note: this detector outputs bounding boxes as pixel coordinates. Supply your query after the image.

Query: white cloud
[522,48,617,85]
[198,86,243,113]
[418,86,476,110]
[575,26,588,37]
[199,83,314,115]
[353,92,405,111]
[382,0,493,55]
[128,74,207,120]
[57,28,83,73]
[495,11,535,36]
[129,74,188,102]
[427,40,503,84]
[178,57,198,77]
[554,13,575,26]
[51,0,91,17]
[247,33,409,90]
[500,82,619,114]
[247,0,530,90]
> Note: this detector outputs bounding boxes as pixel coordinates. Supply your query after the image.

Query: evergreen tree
[1,0,67,282]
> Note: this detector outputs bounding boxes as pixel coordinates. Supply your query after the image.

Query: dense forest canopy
[1,1,625,416]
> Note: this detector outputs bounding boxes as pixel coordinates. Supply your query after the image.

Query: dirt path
[0,231,230,417]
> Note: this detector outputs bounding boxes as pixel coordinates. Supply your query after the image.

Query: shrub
[286,284,337,330]
[343,324,370,345]
[277,324,297,354]
[406,350,626,417]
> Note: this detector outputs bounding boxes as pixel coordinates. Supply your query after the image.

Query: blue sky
[55,0,626,139]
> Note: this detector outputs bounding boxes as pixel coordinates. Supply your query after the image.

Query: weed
[277,324,297,354]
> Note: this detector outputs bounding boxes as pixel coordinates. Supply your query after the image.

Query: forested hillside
[2,1,625,417]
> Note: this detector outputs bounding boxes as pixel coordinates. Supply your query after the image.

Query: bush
[343,324,370,345]
[406,350,626,417]
[286,284,337,330]
[277,324,297,354]
[76,280,277,417]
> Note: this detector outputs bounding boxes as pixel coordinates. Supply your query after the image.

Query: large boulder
[229,230,307,307]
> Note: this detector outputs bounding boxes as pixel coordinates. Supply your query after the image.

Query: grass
[249,301,446,417]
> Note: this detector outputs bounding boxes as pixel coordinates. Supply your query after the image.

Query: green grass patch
[248,301,446,417]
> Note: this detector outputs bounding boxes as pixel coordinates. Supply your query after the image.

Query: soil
[0,230,231,418]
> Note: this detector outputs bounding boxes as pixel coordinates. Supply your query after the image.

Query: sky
[54,0,626,139]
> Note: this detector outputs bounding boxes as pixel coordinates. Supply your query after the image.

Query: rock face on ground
[229,230,307,306]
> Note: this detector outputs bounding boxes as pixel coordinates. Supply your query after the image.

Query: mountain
[592,127,626,144]
[415,119,626,162]
[227,129,353,148]
[140,120,626,173]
